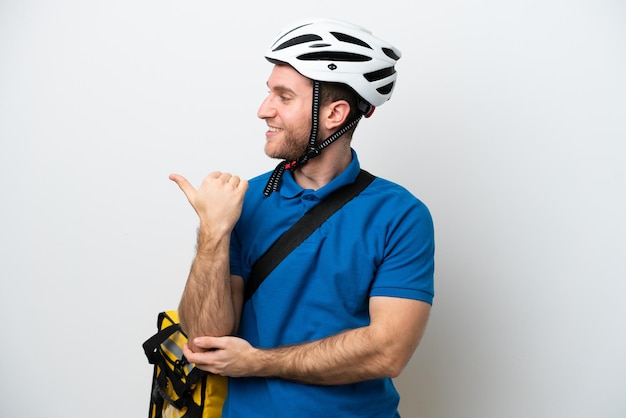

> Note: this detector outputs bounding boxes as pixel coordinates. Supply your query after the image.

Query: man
[169,18,434,417]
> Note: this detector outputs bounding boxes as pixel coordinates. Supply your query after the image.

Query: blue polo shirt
[226,150,434,418]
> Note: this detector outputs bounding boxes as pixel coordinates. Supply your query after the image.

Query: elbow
[379,341,420,379]
[388,363,405,379]
[178,305,237,338]
[384,355,409,379]
[177,309,193,338]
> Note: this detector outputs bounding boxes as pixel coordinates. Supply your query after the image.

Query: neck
[293,138,352,190]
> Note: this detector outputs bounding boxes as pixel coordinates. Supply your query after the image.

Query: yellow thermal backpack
[143,311,228,418]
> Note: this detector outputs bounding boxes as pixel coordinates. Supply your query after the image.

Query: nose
[257,95,275,120]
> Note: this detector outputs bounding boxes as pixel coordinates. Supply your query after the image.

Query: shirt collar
[279,149,361,200]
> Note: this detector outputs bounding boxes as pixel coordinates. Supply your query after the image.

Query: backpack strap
[243,169,375,303]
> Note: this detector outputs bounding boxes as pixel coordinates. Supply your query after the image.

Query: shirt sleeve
[369,197,435,304]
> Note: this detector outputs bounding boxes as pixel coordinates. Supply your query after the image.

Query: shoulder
[366,174,431,215]
[240,171,273,204]
[340,172,434,239]
[247,171,273,189]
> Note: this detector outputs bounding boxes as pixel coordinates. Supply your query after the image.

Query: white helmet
[265,18,401,107]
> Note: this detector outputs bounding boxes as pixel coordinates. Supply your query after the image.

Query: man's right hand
[169,172,249,234]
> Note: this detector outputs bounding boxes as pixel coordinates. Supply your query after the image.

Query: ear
[322,100,351,130]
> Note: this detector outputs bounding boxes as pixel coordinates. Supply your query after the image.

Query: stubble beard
[265,124,312,162]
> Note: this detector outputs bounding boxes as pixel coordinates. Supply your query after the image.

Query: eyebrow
[266,82,296,96]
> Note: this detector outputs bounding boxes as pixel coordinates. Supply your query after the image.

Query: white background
[1,1,625,417]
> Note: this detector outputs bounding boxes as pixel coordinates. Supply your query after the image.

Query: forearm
[251,326,406,385]
[178,226,236,342]
[168,171,248,346]
[241,298,430,385]
[183,298,429,384]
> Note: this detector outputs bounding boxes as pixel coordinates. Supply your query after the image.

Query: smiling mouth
[268,125,282,133]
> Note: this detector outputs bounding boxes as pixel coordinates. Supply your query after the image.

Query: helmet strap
[263,81,363,196]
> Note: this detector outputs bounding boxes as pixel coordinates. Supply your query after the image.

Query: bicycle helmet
[265,18,401,108]
[263,19,401,196]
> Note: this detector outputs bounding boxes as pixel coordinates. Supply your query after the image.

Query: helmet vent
[363,66,396,82]
[298,51,372,62]
[376,82,395,95]
[330,32,372,49]
[273,34,323,51]
[382,47,400,61]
